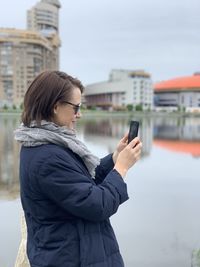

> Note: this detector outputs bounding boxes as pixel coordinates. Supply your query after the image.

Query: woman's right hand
[114,137,142,178]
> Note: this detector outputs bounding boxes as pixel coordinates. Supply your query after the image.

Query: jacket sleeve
[36,153,129,222]
[94,154,115,184]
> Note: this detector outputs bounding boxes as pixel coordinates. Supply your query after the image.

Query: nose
[76,111,82,118]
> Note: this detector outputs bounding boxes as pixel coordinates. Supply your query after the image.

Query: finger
[133,141,142,152]
[131,151,141,162]
[132,147,142,158]
[128,137,140,148]
[121,132,129,142]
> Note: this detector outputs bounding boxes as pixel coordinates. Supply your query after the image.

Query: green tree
[3,104,8,110]
[20,103,23,110]
[126,104,133,111]
[135,104,143,111]
[90,106,96,111]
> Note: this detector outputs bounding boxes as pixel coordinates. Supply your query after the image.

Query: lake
[0,113,200,267]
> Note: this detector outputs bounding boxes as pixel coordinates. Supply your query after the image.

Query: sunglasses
[62,101,81,114]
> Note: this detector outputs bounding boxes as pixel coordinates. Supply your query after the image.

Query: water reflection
[83,117,153,158]
[0,114,200,267]
[0,115,200,200]
[153,117,200,141]
[82,116,200,158]
[153,117,200,157]
[0,115,20,200]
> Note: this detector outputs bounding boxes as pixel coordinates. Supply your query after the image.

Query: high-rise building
[0,0,61,108]
[27,0,61,35]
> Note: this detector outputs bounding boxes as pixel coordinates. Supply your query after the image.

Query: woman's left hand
[112,133,128,164]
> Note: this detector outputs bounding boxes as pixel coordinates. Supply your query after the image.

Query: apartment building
[0,0,61,107]
[27,0,61,35]
[27,0,61,66]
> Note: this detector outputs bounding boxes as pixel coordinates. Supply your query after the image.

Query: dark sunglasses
[62,101,81,114]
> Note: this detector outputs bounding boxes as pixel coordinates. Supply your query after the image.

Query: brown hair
[21,70,84,126]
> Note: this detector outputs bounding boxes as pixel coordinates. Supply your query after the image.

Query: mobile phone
[128,120,139,144]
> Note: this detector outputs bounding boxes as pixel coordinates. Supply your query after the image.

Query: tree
[126,104,133,111]
[3,104,8,110]
[135,104,143,111]
[20,103,23,110]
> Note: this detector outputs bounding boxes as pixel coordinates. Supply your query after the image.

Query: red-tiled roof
[154,74,200,92]
[153,139,200,157]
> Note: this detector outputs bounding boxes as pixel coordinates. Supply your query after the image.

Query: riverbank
[80,110,200,118]
[0,109,200,118]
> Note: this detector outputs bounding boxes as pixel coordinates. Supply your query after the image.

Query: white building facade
[154,92,200,110]
[84,69,153,110]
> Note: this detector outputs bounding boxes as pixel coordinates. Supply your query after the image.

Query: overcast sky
[0,0,199,85]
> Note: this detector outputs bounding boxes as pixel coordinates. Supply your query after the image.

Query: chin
[70,122,76,130]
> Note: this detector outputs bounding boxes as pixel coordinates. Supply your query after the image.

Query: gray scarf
[14,120,100,178]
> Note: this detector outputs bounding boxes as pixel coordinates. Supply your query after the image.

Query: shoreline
[0,110,200,118]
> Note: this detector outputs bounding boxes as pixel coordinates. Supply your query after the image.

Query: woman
[14,70,142,267]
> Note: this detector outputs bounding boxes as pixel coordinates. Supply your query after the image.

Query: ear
[53,103,59,114]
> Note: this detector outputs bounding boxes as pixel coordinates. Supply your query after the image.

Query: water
[0,113,200,267]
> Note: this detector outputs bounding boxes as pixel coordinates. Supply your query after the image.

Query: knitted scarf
[14,120,100,178]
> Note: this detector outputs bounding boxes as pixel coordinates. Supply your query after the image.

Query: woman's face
[52,87,82,129]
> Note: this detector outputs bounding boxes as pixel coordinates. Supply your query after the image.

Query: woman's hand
[114,137,142,178]
[112,133,129,164]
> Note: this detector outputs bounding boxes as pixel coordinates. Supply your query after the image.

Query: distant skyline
[0,0,199,85]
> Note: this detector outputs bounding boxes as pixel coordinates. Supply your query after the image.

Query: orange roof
[154,74,200,92]
[153,139,200,157]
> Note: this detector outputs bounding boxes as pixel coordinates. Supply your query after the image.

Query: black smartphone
[128,120,139,144]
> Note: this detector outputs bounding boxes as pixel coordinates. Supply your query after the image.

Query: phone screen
[128,121,139,144]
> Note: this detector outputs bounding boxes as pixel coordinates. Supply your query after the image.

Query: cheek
[64,112,75,123]
[69,113,75,120]
[57,112,70,125]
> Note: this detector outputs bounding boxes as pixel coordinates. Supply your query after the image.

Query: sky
[0,0,199,85]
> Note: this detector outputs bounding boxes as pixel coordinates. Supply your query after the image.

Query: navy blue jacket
[20,144,129,267]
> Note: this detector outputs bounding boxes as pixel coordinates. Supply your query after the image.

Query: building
[0,28,60,107]
[154,73,200,112]
[0,0,61,108]
[27,0,61,67]
[27,0,61,35]
[84,69,153,111]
